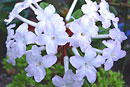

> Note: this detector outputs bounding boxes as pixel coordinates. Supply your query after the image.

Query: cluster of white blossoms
[5,0,127,86]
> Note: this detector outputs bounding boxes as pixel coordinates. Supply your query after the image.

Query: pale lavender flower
[6,41,17,66]
[34,4,65,35]
[99,0,119,28]
[25,46,57,82]
[102,40,126,71]
[70,47,104,83]
[6,24,15,42]
[109,28,127,42]
[69,15,98,51]
[14,23,36,45]
[36,21,69,54]
[81,0,100,21]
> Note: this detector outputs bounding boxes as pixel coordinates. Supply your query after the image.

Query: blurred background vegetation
[0,0,130,87]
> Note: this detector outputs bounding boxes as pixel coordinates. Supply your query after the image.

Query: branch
[110,3,130,8]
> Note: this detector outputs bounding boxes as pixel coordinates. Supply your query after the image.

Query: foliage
[92,67,125,87]
[3,55,27,72]
[3,54,64,87]
[40,2,49,10]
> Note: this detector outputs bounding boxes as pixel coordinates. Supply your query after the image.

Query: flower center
[36,62,42,67]
[111,53,116,57]
[81,33,85,36]
[51,36,55,40]
[85,63,88,68]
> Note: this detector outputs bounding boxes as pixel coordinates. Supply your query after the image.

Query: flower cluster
[5,0,127,86]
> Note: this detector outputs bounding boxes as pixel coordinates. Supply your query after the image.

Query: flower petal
[42,54,57,68]
[63,70,74,84]
[44,4,55,16]
[84,47,96,62]
[56,32,69,45]
[70,56,85,69]
[118,50,126,59]
[46,40,58,54]
[86,66,97,83]
[79,36,91,52]
[69,21,82,33]
[34,67,46,82]
[25,32,36,44]
[52,75,64,87]
[104,58,113,71]
[92,55,105,68]
[25,65,35,77]
[70,34,80,47]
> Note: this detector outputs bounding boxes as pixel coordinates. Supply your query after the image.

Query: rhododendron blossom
[4,0,127,85]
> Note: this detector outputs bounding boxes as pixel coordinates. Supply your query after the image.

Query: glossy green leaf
[72,9,83,19]
[110,6,118,16]
[40,2,49,10]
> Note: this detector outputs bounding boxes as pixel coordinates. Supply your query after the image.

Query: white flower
[34,4,65,35]
[70,47,104,83]
[6,23,36,65]
[109,28,127,42]
[52,69,84,87]
[25,45,57,82]
[13,23,36,57]
[102,40,126,71]
[6,24,15,42]
[6,40,17,66]
[69,15,98,51]
[36,21,69,54]
[81,0,100,21]
[99,0,119,28]
[15,23,36,45]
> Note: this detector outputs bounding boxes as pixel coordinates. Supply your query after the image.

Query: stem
[64,46,67,56]
[34,2,43,10]
[58,46,63,51]
[30,5,37,12]
[64,56,69,72]
[65,0,78,21]
[92,34,110,39]
[110,3,130,8]
[16,15,37,27]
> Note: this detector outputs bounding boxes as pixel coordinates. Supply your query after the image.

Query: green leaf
[91,40,106,50]
[92,67,125,87]
[128,0,130,5]
[67,47,74,56]
[68,9,83,23]
[83,78,92,87]
[77,47,84,57]
[72,9,83,19]
[109,6,118,16]
[98,26,110,35]
[40,2,49,10]
[2,56,13,70]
